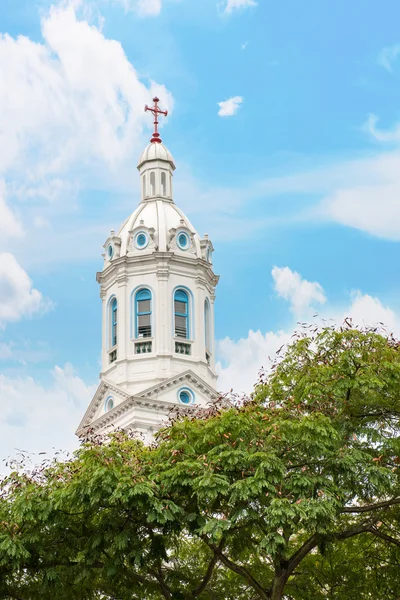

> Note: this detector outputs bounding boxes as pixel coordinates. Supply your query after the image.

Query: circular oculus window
[178,388,194,405]
[177,231,190,250]
[135,232,148,249]
[107,244,114,259]
[105,396,114,412]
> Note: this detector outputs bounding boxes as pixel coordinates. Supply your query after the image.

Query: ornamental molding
[75,371,219,437]
[75,379,131,435]
[167,225,196,257]
[98,255,219,291]
[137,369,218,401]
[127,223,158,255]
[77,394,179,436]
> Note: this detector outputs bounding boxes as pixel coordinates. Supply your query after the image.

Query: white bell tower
[76,98,219,441]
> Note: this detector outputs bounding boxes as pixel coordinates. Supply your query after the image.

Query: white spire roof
[138,142,175,170]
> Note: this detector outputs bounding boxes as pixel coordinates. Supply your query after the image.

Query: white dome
[137,142,175,170]
[117,199,202,258]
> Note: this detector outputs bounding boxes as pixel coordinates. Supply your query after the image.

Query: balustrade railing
[175,341,191,355]
[135,340,152,354]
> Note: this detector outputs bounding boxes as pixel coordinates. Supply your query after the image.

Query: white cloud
[218,96,243,117]
[0,342,12,360]
[272,266,326,316]
[318,117,400,239]
[0,339,52,365]
[113,0,162,15]
[217,329,290,394]
[224,0,257,14]
[0,364,96,466]
[33,216,52,230]
[0,253,51,327]
[377,44,400,72]
[241,41,248,50]
[343,291,398,333]
[324,179,400,240]
[0,2,172,182]
[249,147,400,241]
[0,180,23,239]
[217,269,400,394]
[136,0,162,15]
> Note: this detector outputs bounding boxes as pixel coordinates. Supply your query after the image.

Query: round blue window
[135,232,148,249]
[177,231,189,250]
[107,244,114,259]
[178,388,194,405]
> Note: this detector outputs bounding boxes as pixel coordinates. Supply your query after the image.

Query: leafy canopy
[1,325,400,599]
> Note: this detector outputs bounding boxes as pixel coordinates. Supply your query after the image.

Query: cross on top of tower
[144,97,168,144]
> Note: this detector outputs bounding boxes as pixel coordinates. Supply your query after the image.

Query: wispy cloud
[377,44,400,72]
[223,0,257,15]
[218,96,244,116]
[110,0,162,16]
[241,41,248,50]
[0,180,23,240]
[364,113,400,143]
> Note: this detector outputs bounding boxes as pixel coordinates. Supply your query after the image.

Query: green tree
[289,533,400,599]
[1,325,400,599]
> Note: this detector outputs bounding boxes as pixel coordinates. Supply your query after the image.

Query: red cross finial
[144,97,168,143]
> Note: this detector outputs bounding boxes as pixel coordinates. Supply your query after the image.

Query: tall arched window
[174,289,189,339]
[150,172,156,196]
[161,171,166,196]
[136,289,152,338]
[111,298,118,347]
[142,175,147,198]
[204,299,211,351]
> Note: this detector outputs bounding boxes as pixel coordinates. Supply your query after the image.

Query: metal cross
[144,97,168,143]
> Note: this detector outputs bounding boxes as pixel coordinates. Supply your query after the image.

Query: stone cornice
[137,369,218,400]
[97,252,219,289]
[75,379,131,434]
[76,371,218,437]
[76,395,179,437]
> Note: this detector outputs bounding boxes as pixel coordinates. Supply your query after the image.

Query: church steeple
[76,99,219,443]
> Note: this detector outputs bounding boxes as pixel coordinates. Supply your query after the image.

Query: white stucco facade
[76,136,219,441]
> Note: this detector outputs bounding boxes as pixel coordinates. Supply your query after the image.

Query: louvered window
[111,298,118,347]
[174,289,189,339]
[136,289,152,338]
[161,171,166,196]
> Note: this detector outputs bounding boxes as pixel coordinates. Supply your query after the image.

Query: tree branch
[341,498,400,513]
[334,521,377,541]
[203,538,269,600]
[192,552,219,598]
[148,563,173,600]
[286,534,318,576]
[368,527,400,547]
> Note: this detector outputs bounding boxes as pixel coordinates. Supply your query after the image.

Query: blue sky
[1,0,400,460]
